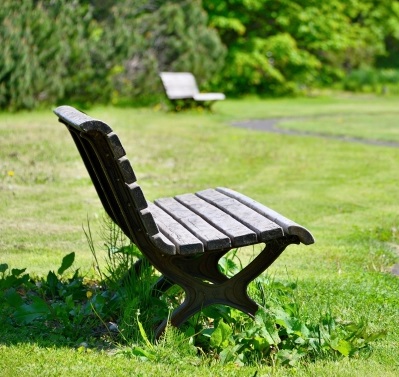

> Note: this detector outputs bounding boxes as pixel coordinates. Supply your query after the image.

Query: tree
[202,0,399,95]
[110,0,226,103]
[0,0,226,109]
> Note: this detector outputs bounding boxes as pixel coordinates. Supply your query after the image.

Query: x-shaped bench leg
[154,235,299,338]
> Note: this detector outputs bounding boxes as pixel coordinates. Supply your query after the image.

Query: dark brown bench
[54,105,314,338]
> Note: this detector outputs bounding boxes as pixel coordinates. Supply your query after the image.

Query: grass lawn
[1,93,399,376]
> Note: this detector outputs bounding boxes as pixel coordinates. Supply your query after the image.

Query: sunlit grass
[1,95,399,376]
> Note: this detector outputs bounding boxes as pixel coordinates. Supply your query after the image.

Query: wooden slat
[54,106,112,134]
[150,233,176,255]
[174,193,257,247]
[126,182,148,211]
[107,132,126,159]
[216,187,315,245]
[118,157,137,184]
[148,203,204,255]
[196,189,283,241]
[160,72,199,99]
[154,197,231,251]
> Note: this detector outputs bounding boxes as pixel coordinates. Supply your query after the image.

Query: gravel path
[232,118,399,148]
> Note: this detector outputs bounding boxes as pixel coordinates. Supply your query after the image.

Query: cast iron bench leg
[154,235,299,338]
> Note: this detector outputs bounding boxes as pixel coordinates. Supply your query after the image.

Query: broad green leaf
[131,346,155,361]
[276,349,306,366]
[184,326,196,338]
[364,330,387,343]
[210,320,232,348]
[255,310,281,344]
[275,309,295,333]
[46,270,59,290]
[11,268,26,277]
[252,336,272,352]
[5,288,23,308]
[13,296,51,324]
[219,344,242,365]
[58,252,75,275]
[331,338,352,357]
[0,263,9,273]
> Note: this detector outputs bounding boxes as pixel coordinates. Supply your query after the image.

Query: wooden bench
[159,72,225,109]
[54,105,314,338]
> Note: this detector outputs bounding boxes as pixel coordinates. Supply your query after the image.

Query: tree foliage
[0,0,225,110]
[0,0,399,109]
[203,0,399,95]
[111,0,226,104]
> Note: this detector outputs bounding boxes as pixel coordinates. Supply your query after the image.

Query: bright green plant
[0,222,391,369]
[114,249,387,367]
[0,253,120,345]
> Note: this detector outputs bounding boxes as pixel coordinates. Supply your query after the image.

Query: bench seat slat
[174,193,257,248]
[193,93,225,101]
[196,189,284,241]
[154,197,231,251]
[148,203,204,255]
[216,187,315,245]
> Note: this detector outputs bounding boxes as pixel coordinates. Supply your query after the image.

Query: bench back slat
[54,105,176,255]
[159,72,199,99]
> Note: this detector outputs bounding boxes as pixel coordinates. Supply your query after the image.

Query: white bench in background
[160,72,225,109]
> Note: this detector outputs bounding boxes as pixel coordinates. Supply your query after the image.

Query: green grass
[1,94,399,376]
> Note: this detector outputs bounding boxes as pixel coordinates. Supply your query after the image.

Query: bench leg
[154,235,299,339]
[150,249,229,298]
[172,249,230,284]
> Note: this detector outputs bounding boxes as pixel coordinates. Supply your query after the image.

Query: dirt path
[232,118,399,148]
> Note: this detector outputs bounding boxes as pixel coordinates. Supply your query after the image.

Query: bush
[0,0,226,110]
[110,1,226,106]
[343,67,399,94]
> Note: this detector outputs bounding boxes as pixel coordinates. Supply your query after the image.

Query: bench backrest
[54,105,176,255]
[159,72,200,99]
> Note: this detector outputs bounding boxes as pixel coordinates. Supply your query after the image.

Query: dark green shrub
[343,67,399,94]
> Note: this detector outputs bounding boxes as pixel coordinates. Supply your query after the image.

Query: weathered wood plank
[216,187,315,245]
[148,202,204,255]
[126,182,148,211]
[154,197,231,251]
[107,132,126,159]
[150,233,176,255]
[196,189,284,241]
[174,193,257,247]
[118,157,137,184]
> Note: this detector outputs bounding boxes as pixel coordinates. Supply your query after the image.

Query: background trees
[203,0,399,95]
[1,0,399,110]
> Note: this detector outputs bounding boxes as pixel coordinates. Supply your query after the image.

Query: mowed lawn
[0,94,398,376]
